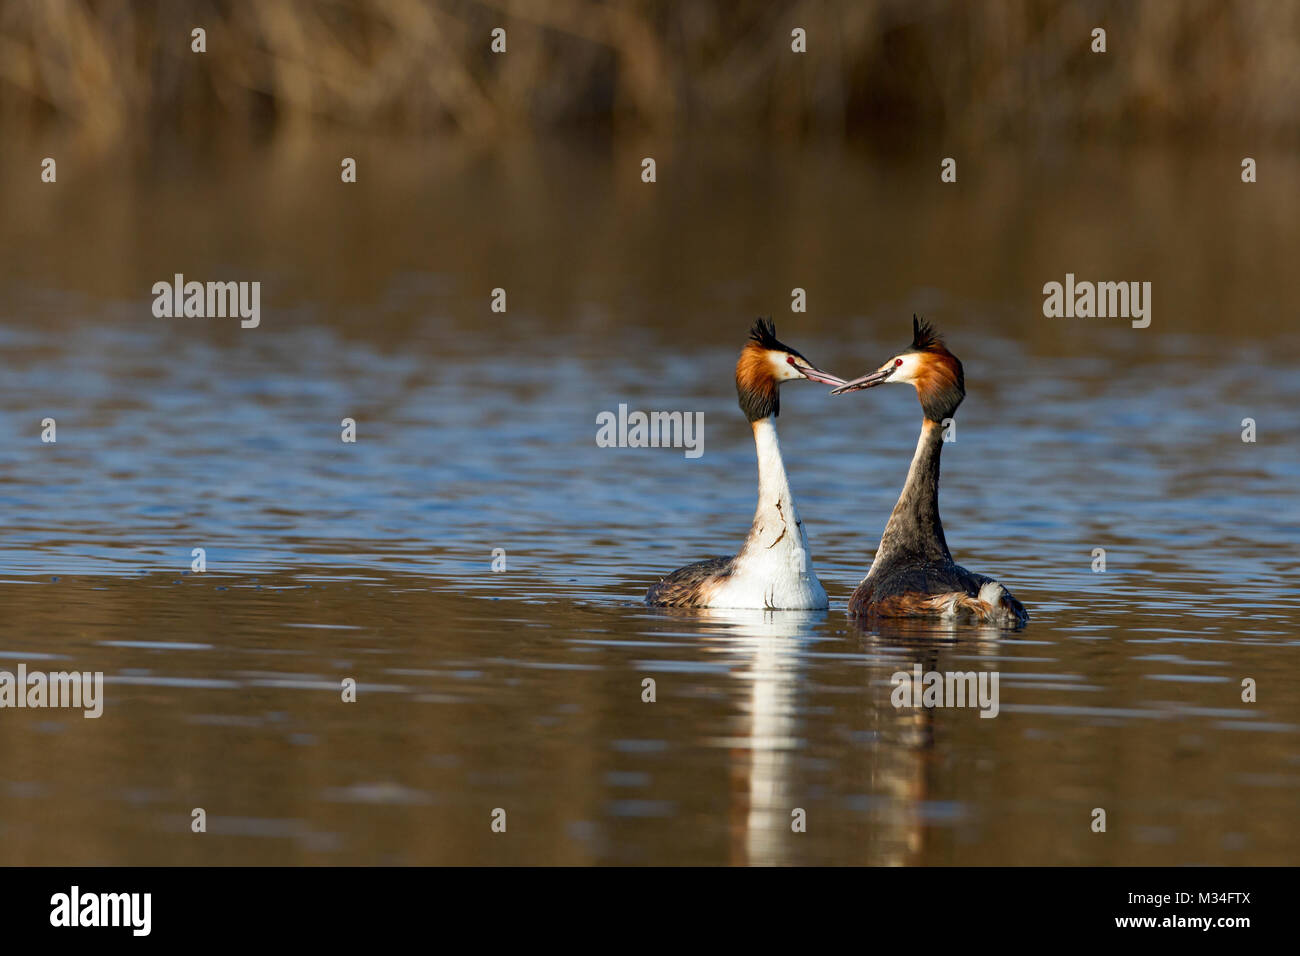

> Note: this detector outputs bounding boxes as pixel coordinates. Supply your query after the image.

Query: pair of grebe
[645,317,1028,627]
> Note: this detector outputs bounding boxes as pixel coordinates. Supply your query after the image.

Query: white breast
[704,419,829,610]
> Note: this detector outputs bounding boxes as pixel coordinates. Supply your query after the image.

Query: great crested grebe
[645,318,846,609]
[831,317,1028,627]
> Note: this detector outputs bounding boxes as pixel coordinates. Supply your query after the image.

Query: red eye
[894,359,903,367]
[787,356,797,365]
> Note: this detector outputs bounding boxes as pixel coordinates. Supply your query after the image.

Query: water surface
[0,138,1296,864]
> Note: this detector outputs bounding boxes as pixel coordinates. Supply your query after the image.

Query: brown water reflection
[4,135,1298,343]
[0,572,1296,865]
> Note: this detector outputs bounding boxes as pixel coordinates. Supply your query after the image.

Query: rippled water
[0,139,1296,864]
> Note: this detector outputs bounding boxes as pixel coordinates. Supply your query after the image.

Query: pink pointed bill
[830,367,894,394]
[796,363,847,387]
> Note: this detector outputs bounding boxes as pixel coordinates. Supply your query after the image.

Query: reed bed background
[1,0,1298,148]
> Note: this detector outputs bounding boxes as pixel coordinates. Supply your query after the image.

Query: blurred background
[3,0,1300,147]
[0,1,1297,866]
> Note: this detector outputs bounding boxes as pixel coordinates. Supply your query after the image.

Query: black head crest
[747,316,807,361]
[747,316,786,351]
[909,314,944,353]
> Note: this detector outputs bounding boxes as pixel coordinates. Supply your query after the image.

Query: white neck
[704,417,827,609]
[751,418,797,525]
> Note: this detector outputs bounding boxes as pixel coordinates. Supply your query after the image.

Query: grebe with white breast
[831,317,1028,627]
[645,319,845,609]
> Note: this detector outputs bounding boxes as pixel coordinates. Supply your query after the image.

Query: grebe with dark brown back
[831,317,1028,627]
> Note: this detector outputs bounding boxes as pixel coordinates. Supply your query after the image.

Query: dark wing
[849,558,1028,627]
[645,556,734,607]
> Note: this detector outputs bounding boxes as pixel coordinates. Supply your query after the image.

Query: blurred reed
[1,0,1298,147]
